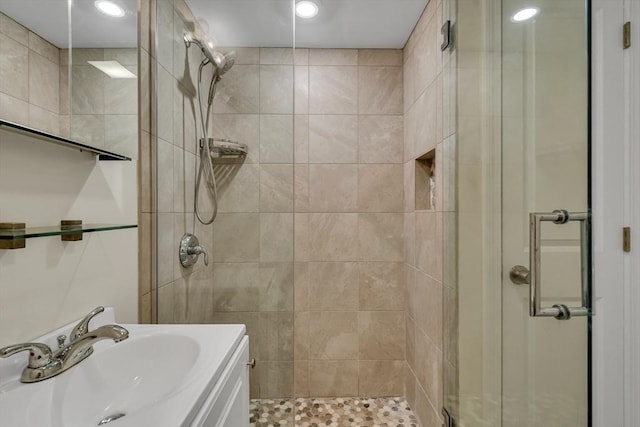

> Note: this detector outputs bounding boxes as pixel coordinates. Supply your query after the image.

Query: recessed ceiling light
[88,61,137,79]
[512,7,539,22]
[95,0,125,18]
[296,1,318,19]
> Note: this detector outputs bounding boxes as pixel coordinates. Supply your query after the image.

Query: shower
[184,33,246,225]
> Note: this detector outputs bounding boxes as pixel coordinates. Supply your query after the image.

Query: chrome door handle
[529,209,592,320]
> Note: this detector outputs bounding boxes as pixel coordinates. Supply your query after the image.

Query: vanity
[0,308,250,427]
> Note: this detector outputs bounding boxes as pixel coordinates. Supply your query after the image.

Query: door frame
[592,0,640,425]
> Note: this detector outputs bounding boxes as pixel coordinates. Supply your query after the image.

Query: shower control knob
[179,233,209,267]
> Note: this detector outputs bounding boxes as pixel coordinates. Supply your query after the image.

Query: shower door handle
[529,209,592,320]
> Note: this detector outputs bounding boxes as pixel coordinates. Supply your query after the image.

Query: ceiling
[0,0,137,48]
[186,0,429,49]
[0,0,427,50]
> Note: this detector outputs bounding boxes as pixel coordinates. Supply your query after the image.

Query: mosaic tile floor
[250,397,418,427]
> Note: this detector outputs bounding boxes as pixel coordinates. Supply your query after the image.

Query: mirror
[0,0,138,158]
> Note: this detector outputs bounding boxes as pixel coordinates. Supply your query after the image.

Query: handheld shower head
[216,51,236,76]
[183,33,235,77]
[183,32,216,64]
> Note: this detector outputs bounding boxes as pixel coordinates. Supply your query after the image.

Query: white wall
[0,129,138,347]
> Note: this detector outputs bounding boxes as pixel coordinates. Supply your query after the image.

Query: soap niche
[415,149,436,211]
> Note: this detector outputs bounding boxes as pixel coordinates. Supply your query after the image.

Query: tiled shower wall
[142,0,456,413]
[403,0,455,425]
[292,48,406,398]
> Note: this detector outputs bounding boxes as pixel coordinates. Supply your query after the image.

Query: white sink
[0,310,245,427]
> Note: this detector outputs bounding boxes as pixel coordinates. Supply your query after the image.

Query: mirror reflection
[0,0,137,158]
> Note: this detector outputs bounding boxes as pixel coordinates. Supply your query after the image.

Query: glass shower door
[501,0,590,426]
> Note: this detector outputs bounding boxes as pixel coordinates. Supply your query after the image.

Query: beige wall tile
[358,311,405,360]
[309,164,358,212]
[212,263,260,311]
[294,213,310,261]
[156,138,174,212]
[212,213,260,262]
[294,48,309,65]
[359,262,405,310]
[212,114,260,164]
[294,311,310,360]
[294,164,310,212]
[358,49,403,66]
[0,34,28,101]
[404,212,416,266]
[226,47,260,65]
[414,382,442,427]
[414,271,443,348]
[28,32,58,64]
[309,114,358,163]
[359,360,405,396]
[260,361,294,398]
[29,52,59,113]
[260,65,293,114]
[294,114,309,163]
[259,262,294,311]
[308,213,359,261]
[260,213,294,262]
[28,104,59,135]
[309,311,358,359]
[358,164,404,212]
[358,66,403,115]
[415,211,443,280]
[358,213,404,261]
[309,49,358,65]
[405,363,417,407]
[309,360,359,397]
[413,12,440,99]
[105,115,138,159]
[295,360,310,397]
[260,47,294,65]
[260,114,293,163]
[260,164,294,212]
[294,65,309,114]
[0,13,28,45]
[69,114,103,146]
[414,82,438,156]
[358,115,403,164]
[105,75,137,115]
[0,92,28,124]
[213,65,259,113]
[262,312,294,360]
[403,53,415,113]
[157,213,175,286]
[216,163,259,213]
[309,66,357,114]
[156,65,173,141]
[414,328,443,415]
[308,262,359,311]
[294,262,310,311]
[406,314,416,371]
[156,0,174,71]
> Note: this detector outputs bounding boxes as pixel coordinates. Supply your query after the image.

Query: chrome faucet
[0,306,129,383]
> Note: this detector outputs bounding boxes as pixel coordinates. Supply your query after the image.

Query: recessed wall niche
[415,149,436,210]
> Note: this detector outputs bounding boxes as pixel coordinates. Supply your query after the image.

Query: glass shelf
[0,120,132,161]
[0,224,137,241]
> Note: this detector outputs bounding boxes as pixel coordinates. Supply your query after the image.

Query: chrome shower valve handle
[179,233,209,267]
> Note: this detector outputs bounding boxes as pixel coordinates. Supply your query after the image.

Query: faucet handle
[70,306,105,342]
[0,342,53,369]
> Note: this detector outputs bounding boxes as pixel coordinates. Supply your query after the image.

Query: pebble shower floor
[250,397,419,427]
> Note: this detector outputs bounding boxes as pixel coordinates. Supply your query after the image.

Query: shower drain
[97,413,126,425]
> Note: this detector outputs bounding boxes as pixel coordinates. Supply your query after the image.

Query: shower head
[183,33,236,76]
[184,32,216,64]
[216,51,236,76]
